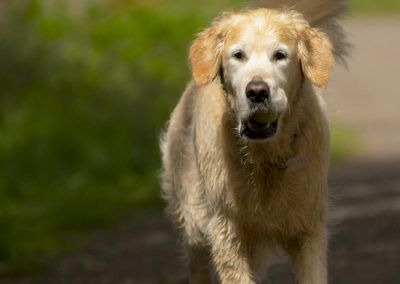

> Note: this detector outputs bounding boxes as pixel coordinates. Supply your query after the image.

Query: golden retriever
[160,0,348,283]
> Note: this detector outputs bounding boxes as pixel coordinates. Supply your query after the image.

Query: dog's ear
[189,22,226,86]
[298,28,334,88]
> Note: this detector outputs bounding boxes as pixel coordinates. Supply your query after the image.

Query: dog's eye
[233,50,245,60]
[274,50,287,61]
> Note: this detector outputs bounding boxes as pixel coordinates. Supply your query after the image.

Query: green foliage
[350,0,400,14]
[0,0,229,273]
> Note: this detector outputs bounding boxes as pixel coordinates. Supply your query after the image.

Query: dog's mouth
[240,113,279,140]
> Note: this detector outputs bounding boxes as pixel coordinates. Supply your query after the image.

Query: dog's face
[189,9,333,141]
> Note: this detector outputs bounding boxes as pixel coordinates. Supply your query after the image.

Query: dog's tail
[252,0,350,64]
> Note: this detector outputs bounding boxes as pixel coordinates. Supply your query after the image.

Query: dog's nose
[245,80,270,103]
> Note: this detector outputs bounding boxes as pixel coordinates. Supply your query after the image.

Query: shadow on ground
[7,158,400,284]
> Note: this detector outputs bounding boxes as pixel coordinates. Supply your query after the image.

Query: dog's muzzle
[240,111,280,140]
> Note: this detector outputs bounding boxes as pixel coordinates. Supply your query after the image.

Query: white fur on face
[222,18,302,123]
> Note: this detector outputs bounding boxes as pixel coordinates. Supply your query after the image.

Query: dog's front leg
[289,228,328,284]
[207,217,256,284]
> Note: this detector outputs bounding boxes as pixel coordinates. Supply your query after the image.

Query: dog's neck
[237,130,305,171]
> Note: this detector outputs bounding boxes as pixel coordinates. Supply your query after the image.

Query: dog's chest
[229,168,314,233]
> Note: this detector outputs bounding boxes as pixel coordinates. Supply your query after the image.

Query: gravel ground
[4,17,400,284]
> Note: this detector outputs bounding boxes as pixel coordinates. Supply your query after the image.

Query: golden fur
[160,1,348,283]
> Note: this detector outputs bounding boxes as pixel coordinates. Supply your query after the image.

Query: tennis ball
[252,112,279,124]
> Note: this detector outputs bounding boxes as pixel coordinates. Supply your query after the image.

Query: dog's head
[189,9,333,141]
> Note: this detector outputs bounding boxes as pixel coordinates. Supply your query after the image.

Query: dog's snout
[245,80,270,103]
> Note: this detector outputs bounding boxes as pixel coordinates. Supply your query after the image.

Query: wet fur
[160,1,348,283]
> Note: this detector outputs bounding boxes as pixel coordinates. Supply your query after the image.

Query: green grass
[330,123,361,163]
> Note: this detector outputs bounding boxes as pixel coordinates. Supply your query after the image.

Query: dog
[160,0,348,283]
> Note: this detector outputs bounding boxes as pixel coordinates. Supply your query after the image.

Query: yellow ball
[253,112,279,123]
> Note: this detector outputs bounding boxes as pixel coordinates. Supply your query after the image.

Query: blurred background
[0,0,399,283]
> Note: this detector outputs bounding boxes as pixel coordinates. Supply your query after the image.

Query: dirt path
[9,158,400,284]
[6,17,400,284]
